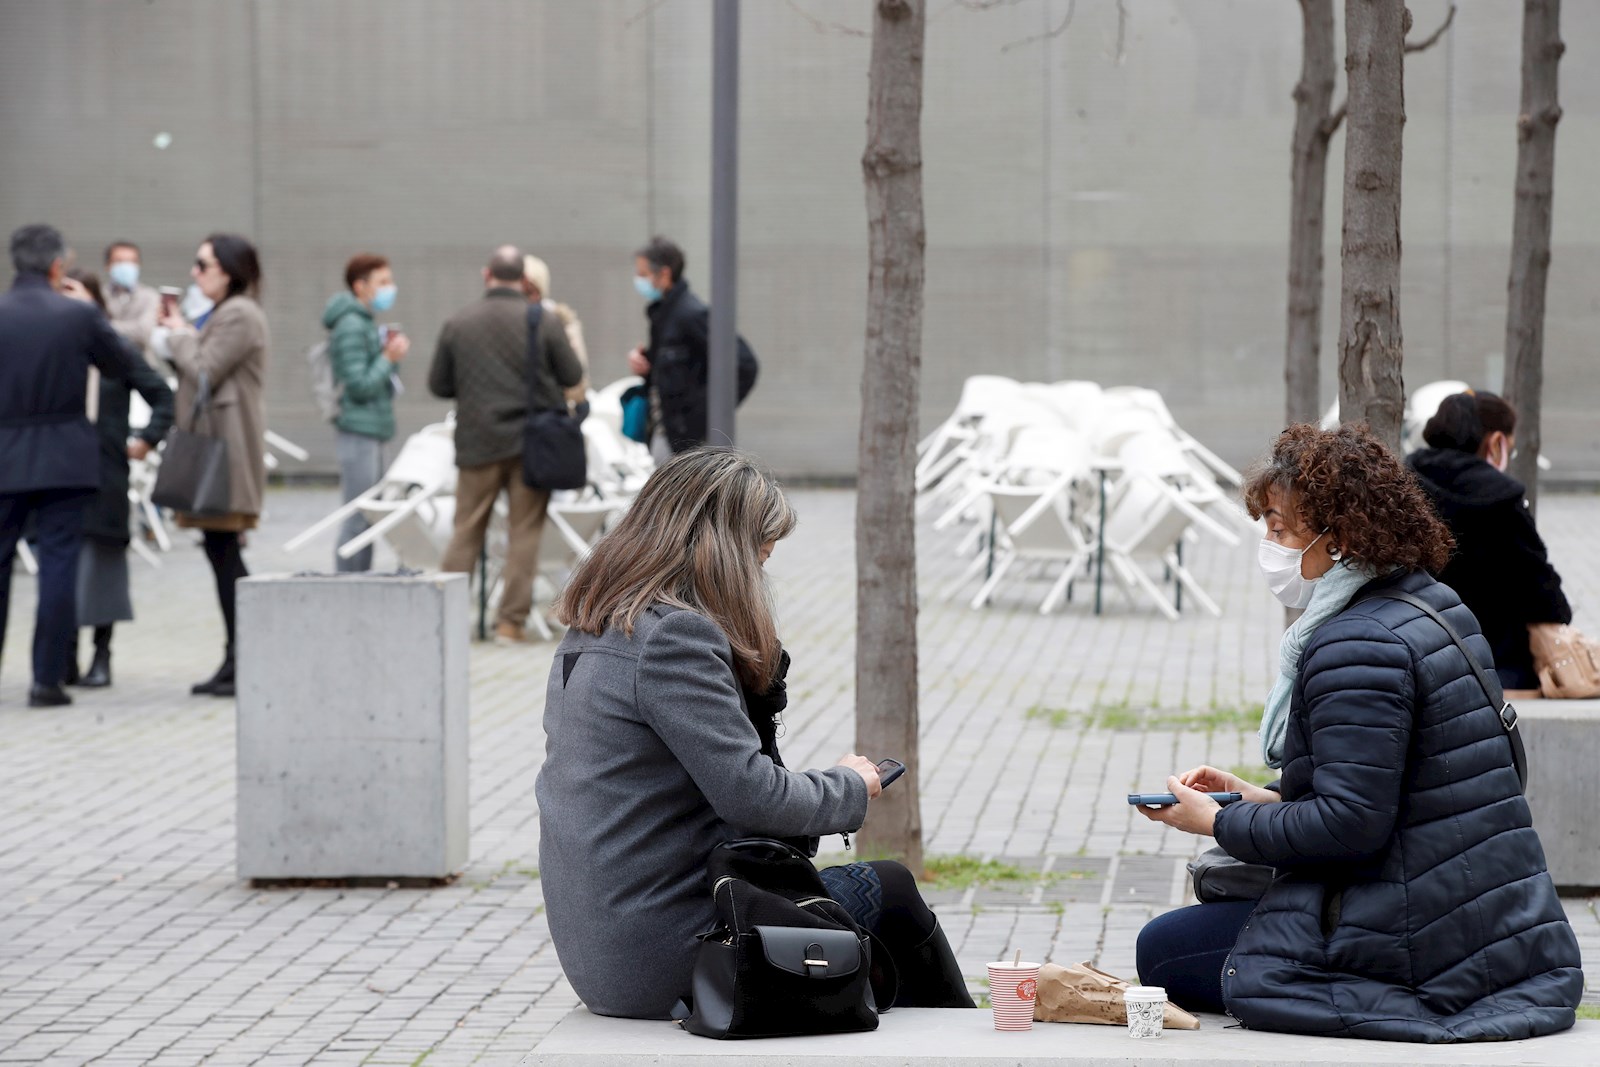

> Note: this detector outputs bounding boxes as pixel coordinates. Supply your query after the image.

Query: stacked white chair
[947,425,1094,614]
[922,374,1247,619]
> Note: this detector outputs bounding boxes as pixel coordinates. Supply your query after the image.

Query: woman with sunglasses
[157,234,268,697]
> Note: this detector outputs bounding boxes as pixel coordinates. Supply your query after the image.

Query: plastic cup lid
[1124,985,1167,1000]
[986,961,1039,970]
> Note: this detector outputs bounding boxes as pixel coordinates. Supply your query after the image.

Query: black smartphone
[876,758,906,788]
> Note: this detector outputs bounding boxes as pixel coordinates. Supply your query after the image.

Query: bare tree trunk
[856,0,926,872]
[1285,0,1339,427]
[1503,0,1563,517]
[1337,0,1409,453]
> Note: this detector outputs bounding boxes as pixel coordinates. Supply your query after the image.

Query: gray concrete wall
[3,0,1596,480]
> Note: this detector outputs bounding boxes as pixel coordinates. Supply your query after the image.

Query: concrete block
[236,572,470,880]
[1518,698,1600,889]
[523,1008,1599,1066]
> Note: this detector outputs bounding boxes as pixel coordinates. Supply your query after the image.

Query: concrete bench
[1517,697,1600,889]
[524,1007,1599,1066]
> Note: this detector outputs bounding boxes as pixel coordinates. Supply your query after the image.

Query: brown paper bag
[1032,961,1200,1030]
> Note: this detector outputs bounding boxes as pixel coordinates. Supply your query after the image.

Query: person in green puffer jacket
[323,253,408,571]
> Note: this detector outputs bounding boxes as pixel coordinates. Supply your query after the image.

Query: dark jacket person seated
[1134,424,1581,1042]
[1407,390,1571,693]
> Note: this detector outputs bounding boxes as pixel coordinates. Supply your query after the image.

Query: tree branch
[1404,2,1456,53]
[783,0,868,37]
[1323,99,1347,139]
[1000,0,1075,53]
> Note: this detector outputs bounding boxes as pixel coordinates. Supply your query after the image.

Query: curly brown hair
[1242,423,1453,574]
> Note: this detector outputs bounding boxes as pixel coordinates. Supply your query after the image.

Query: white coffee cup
[1124,985,1166,1039]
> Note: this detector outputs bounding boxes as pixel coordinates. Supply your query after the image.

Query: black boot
[891,919,976,1008]
[28,684,72,708]
[191,652,235,697]
[81,627,112,688]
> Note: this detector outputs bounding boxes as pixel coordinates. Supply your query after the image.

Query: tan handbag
[1529,623,1600,699]
[1032,961,1200,1029]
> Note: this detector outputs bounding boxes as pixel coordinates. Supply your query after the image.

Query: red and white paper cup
[986,961,1041,1031]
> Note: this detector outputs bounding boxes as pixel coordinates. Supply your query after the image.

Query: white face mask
[1258,530,1327,609]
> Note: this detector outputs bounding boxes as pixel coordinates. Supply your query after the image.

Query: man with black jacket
[0,224,148,706]
[627,237,758,457]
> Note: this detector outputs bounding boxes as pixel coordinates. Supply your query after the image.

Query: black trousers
[0,489,90,687]
[201,530,248,655]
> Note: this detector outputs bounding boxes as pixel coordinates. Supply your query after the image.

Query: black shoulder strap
[1354,589,1527,791]
[524,301,546,415]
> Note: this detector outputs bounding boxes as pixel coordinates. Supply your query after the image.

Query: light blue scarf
[1259,561,1382,768]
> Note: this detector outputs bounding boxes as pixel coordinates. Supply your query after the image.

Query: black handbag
[1188,846,1275,904]
[673,838,886,1039]
[1188,586,1531,906]
[151,373,231,514]
[520,303,588,491]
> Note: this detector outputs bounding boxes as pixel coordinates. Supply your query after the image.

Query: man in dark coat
[0,224,148,706]
[626,237,758,457]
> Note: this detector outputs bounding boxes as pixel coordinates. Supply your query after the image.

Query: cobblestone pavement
[1,487,1596,1065]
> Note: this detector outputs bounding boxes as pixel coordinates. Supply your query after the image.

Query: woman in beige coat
[158,234,268,697]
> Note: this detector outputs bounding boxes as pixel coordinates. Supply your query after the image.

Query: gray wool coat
[536,606,869,1020]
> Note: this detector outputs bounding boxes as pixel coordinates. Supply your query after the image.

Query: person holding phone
[322,253,407,572]
[1132,424,1580,1042]
[536,448,971,1019]
[158,234,268,698]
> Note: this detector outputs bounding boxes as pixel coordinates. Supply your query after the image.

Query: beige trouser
[440,456,549,630]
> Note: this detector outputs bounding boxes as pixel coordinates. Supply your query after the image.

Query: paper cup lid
[1124,985,1167,1000]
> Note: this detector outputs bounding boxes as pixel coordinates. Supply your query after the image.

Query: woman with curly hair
[1134,424,1581,1042]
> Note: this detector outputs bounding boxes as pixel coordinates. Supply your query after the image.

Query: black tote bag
[151,373,231,514]
[520,303,588,491]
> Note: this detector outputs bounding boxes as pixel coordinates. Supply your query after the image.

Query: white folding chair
[283,422,459,563]
[1117,431,1254,540]
[915,375,1024,491]
[1031,380,1104,433]
[1099,473,1234,619]
[1103,385,1243,488]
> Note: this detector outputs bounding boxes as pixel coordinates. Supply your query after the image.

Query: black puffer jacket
[1407,447,1571,689]
[644,279,758,453]
[1215,570,1582,1042]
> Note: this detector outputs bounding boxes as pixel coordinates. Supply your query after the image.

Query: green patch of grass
[1095,701,1142,730]
[515,867,539,880]
[1024,704,1076,729]
[1057,869,1096,880]
[1047,900,1065,916]
[1577,1003,1600,1021]
[976,994,991,1009]
[922,855,1029,890]
[408,1049,434,1067]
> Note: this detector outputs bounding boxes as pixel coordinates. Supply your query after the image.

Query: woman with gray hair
[536,448,972,1020]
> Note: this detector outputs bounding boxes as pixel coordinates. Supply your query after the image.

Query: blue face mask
[370,284,397,312]
[108,262,140,289]
[633,275,662,302]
